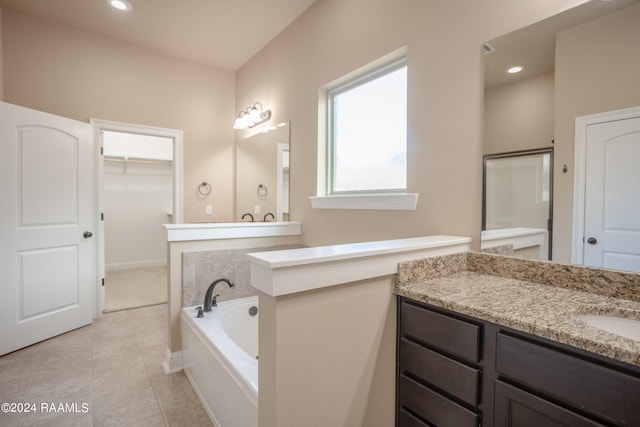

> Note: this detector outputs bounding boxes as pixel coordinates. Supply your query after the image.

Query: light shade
[109,0,132,11]
[233,102,272,129]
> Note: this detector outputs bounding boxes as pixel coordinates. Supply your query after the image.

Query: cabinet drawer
[398,408,430,427]
[496,333,640,426]
[400,338,480,405]
[495,380,605,427]
[401,301,480,362]
[398,375,478,427]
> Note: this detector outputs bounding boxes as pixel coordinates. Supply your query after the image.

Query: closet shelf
[104,155,172,166]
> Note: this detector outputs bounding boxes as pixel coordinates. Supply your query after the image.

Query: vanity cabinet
[397,299,484,426]
[396,297,640,427]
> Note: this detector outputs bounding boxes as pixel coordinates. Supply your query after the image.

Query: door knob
[83,231,93,238]
[587,237,597,245]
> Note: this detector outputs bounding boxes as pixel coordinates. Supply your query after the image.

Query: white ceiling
[0,0,317,71]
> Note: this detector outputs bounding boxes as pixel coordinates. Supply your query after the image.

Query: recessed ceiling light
[507,66,523,74]
[109,0,132,11]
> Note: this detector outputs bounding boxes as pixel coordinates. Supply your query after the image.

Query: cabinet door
[495,381,605,427]
[496,333,640,425]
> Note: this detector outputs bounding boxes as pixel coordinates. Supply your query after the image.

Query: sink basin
[578,315,640,341]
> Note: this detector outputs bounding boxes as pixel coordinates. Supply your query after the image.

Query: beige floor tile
[0,410,20,427]
[151,371,213,427]
[0,302,214,427]
[0,376,32,401]
[105,266,167,312]
[18,402,93,427]
[0,348,41,383]
[123,412,167,427]
[27,363,92,398]
[27,382,91,403]
[162,397,213,427]
[32,347,92,376]
[92,369,151,403]
[149,371,194,406]
[93,384,162,427]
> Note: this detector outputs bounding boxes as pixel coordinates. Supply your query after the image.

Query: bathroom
[1,0,639,425]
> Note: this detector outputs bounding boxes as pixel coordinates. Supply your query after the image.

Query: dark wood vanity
[396,297,640,427]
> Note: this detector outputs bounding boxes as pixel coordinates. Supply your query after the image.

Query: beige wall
[1,9,235,223]
[235,0,588,249]
[0,6,3,101]
[554,3,640,262]
[259,276,397,427]
[484,71,555,155]
[2,1,593,248]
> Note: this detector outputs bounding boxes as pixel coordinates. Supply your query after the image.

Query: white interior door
[0,101,95,356]
[583,115,640,272]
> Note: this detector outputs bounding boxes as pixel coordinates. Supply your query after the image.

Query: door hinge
[102,278,105,287]
[100,146,104,155]
[101,212,104,221]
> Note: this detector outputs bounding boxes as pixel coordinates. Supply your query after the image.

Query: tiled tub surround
[396,252,640,366]
[182,244,306,307]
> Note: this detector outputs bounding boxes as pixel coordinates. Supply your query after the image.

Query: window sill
[308,193,418,211]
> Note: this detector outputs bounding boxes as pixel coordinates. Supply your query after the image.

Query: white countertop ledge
[248,235,471,297]
[163,221,301,242]
[481,227,547,240]
[480,227,546,252]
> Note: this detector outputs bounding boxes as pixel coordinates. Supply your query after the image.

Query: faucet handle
[211,294,220,307]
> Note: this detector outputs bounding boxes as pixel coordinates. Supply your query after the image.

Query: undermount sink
[578,314,640,342]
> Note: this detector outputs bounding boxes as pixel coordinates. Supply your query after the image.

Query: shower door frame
[482,147,554,260]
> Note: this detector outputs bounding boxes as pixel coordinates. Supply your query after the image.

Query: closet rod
[104,156,172,166]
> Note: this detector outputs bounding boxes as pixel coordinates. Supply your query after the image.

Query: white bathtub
[181,296,258,427]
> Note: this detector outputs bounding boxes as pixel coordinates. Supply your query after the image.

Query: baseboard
[106,260,166,271]
[162,347,183,374]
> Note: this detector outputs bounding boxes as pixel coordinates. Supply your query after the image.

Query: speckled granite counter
[395,252,640,367]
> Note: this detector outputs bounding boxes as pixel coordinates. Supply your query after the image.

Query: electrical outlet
[254,205,261,215]
[205,205,212,215]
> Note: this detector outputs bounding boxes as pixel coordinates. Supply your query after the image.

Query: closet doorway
[92,120,183,314]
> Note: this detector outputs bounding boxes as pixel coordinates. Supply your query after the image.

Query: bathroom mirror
[482,0,640,268]
[236,121,290,222]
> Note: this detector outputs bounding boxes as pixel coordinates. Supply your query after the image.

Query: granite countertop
[395,252,640,367]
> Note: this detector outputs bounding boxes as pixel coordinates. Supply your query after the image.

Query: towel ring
[257,184,268,198]
[198,182,212,196]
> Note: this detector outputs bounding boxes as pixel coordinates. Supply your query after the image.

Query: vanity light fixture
[109,0,132,11]
[233,102,272,129]
[507,66,523,74]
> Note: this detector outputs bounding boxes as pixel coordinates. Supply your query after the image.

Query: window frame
[310,47,418,211]
[326,57,408,196]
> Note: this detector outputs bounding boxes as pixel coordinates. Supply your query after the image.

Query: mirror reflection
[482,0,640,272]
[236,121,290,222]
[483,149,553,260]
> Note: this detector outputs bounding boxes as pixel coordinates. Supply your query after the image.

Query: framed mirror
[236,122,290,222]
[482,0,640,270]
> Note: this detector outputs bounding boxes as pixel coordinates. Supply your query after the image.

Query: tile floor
[0,304,213,427]
[105,266,168,312]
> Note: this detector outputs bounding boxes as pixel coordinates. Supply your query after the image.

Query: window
[311,48,418,211]
[328,58,407,194]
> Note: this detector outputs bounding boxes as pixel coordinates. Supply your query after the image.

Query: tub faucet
[203,278,235,312]
[263,212,275,222]
[241,213,254,222]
